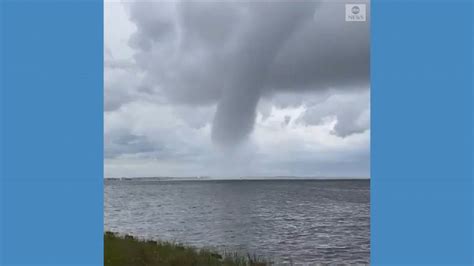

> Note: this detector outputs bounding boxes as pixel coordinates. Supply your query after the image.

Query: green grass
[104,231,270,266]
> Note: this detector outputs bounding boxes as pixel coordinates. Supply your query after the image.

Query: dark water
[105,179,370,265]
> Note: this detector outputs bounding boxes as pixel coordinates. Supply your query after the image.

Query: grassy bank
[104,232,269,266]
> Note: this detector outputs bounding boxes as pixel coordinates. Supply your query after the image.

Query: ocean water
[105,179,370,265]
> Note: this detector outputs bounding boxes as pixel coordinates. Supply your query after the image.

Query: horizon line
[104,176,370,180]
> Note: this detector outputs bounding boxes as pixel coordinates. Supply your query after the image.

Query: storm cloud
[125,0,369,146]
[104,0,370,178]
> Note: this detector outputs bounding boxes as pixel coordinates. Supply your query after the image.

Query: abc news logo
[345,4,366,22]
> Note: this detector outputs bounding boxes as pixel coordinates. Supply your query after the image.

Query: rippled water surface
[105,179,370,264]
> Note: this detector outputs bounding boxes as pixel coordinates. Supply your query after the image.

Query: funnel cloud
[104,0,370,178]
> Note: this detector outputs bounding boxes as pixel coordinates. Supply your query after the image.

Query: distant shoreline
[104,177,370,182]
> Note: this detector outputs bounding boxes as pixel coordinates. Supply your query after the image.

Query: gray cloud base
[104,0,370,178]
[126,1,369,146]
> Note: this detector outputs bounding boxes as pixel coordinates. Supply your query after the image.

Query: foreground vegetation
[104,232,269,266]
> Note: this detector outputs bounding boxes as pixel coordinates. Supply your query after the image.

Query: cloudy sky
[104,0,370,178]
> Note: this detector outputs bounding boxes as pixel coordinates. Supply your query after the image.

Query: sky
[104,0,370,178]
